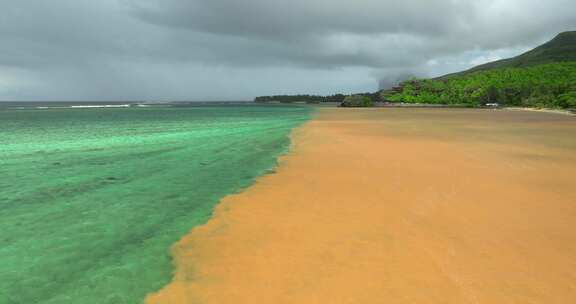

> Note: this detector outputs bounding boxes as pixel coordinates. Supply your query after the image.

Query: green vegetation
[254,92,381,106]
[254,94,347,104]
[383,62,576,108]
[340,95,374,107]
[444,31,576,77]
[254,32,576,109]
[385,32,576,109]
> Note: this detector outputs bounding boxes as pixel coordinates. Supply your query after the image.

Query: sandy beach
[147,108,576,304]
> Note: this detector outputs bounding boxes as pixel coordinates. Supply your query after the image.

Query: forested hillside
[384,63,576,108]
[385,32,576,109]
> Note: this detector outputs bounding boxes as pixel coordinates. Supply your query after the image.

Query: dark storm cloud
[0,0,574,100]
[128,0,475,38]
[126,0,576,69]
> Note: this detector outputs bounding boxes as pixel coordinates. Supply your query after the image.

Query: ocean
[0,104,311,304]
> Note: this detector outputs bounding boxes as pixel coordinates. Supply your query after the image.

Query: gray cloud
[127,0,476,38]
[0,0,574,100]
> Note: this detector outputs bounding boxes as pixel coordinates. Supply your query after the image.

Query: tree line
[383,63,576,109]
[254,63,576,109]
[254,92,381,104]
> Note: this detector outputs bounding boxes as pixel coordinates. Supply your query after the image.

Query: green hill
[444,31,576,78]
[384,31,576,109]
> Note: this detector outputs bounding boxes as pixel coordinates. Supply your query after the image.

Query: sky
[0,0,574,101]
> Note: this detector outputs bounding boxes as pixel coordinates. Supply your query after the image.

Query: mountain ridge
[441,31,576,78]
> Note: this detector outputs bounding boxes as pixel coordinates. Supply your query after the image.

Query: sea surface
[0,104,311,304]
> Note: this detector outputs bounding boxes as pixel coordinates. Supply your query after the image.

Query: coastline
[504,106,576,116]
[0,105,312,303]
[147,107,576,303]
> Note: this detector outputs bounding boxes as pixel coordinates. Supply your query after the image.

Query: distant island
[255,31,576,110]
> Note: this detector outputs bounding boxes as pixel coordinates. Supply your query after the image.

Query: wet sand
[147,108,576,304]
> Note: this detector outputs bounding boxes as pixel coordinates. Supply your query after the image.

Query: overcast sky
[0,0,574,101]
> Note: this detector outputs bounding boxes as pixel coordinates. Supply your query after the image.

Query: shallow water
[0,105,311,304]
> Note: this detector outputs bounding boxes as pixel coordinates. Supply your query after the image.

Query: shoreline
[147,107,576,303]
[504,106,576,116]
[259,102,576,117]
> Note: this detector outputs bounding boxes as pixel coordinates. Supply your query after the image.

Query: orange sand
[147,108,576,304]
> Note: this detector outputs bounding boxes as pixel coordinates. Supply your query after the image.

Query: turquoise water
[0,105,311,304]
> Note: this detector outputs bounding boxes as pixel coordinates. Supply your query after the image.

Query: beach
[147,107,576,303]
